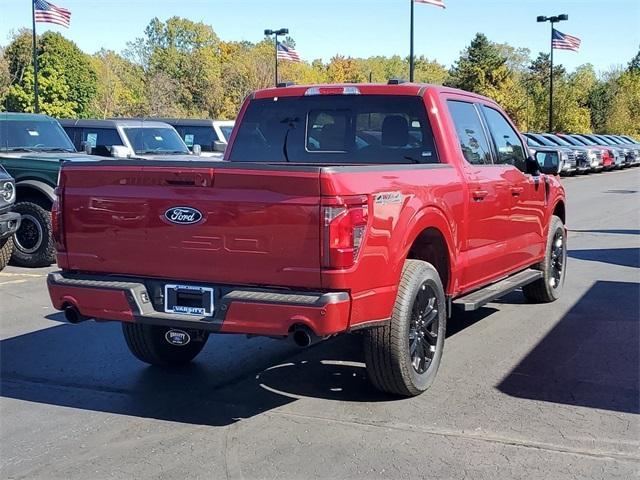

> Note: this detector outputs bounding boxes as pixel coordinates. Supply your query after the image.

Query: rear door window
[179,126,217,151]
[229,95,438,164]
[81,128,124,156]
[446,100,492,165]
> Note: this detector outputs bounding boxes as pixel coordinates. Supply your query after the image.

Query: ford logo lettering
[165,329,191,346]
[165,207,203,225]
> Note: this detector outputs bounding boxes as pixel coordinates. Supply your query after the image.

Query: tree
[0,48,10,106]
[628,46,640,73]
[327,56,366,83]
[89,49,146,118]
[127,17,223,117]
[447,33,507,91]
[3,30,96,116]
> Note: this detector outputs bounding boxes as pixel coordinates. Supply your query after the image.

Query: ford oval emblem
[165,206,203,225]
[165,329,191,346]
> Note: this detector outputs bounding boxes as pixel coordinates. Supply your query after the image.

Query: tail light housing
[321,195,369,269]
[52,186,65,251]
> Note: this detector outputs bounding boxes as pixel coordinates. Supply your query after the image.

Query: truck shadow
[497,280,639,414]
[0,305,496,426]
[568,247,640,269]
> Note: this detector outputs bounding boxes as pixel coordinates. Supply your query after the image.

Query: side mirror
[213,140,227,153]
[192,144,202,156]
[534,151,560,175]
[111,145,131,159]
[82,142,93,155]
[526,155,542,175]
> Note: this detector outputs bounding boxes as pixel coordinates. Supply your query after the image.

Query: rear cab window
[228,95,438,164]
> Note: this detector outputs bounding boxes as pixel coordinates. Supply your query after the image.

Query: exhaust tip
[292,328,313,348]
[64,305,87,324]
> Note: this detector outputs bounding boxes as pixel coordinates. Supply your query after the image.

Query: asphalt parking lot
[1,168,639,480]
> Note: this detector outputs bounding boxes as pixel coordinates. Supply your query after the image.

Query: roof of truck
[150,118,234,127]
[0,112,57,122]
[251,83,495,102]
[58,118,174,128]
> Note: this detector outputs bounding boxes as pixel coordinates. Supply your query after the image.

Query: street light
[264,28,289,86]
[537,14,569,132]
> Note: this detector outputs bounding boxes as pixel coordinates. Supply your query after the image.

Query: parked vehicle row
[0,165,20,271]
[0,112,235,267]
[524,131,640,175]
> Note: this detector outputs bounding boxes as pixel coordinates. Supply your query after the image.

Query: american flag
[34,0,71,28]
[552,29,581,52]
[414,0,446,8]
[277,43,301,63]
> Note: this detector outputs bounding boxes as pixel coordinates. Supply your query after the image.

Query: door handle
[510,187,524,196]
[472,189,489,200]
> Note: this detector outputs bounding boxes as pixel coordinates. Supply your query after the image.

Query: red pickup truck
[48,83,566,396]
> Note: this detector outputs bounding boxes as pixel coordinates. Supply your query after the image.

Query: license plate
[164,284,214,317]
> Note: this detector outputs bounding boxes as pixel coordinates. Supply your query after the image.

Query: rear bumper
[0,211,20,240]
[47,271,351,337]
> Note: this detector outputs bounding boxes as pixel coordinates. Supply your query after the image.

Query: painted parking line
[0,272,46,278]
[0,279,28,286]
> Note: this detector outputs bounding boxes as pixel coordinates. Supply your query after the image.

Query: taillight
[52,186,65,251]
[322,195,369,269]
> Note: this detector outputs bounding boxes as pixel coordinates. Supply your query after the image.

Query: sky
[1,0,638,73]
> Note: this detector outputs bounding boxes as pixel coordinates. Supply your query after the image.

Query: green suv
[0,112,95,267]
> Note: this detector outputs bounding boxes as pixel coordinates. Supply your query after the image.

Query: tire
[364,259,447,397]
[523,215,566,303]
[11,201,55,268]
[0,236,13,271]
[122,323,209,366]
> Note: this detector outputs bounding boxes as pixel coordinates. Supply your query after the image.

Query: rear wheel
[11,201,55,268]
[523,215,566,303]
[0,236,13,271]
[122,323,209,366]
[364,259,446,397]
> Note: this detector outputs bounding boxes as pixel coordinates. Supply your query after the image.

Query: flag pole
[549,23,554,132]
[31,0,40,113]
[409,0,415,82]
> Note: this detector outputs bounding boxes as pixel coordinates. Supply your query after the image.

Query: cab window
[447,100,492,165]
[482,106,526,171]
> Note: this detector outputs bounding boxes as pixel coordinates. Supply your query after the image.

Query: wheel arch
[402,206,457,294]
[552,199,566,224]
[15,180,55,208]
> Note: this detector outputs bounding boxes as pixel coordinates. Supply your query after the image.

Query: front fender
[16,179,56,203]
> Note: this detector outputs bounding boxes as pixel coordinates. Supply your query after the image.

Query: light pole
[264,28,289,86]
[537,14,568,132]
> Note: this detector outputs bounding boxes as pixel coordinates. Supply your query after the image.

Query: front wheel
[523,215,566,303]
[11,201,55,268]
[364,259,447,397]
[0,236,13,271]
[122,323,209,366]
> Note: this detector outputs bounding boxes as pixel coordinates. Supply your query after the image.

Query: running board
[453,269,543,311]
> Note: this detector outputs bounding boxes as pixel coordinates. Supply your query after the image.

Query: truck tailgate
[60,163,322,288]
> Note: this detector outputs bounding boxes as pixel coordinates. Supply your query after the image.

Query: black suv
[0,165,21,271]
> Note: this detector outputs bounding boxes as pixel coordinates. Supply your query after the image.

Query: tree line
[1,16,638,135]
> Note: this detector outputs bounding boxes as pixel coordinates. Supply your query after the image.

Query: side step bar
[453,269,543,311]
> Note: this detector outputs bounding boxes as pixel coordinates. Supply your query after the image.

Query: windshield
[0,118,76,152]
[524,135,543,147]
[542,134,573,147]
[567,135,592,146]
[228,95,438,164]
[527,133,555,147]
[580,135,607,146]
[123,127,189,154]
